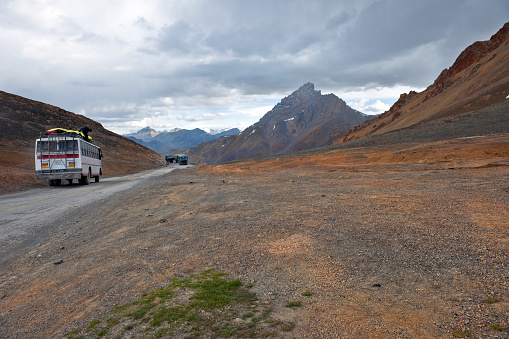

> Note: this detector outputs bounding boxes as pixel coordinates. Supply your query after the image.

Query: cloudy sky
[1,0,507,134]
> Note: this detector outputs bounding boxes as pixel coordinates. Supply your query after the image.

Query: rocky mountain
[339,22,509,143]
[125,127,240,155]
[124,126,163,141]
[209,128,237,135]
[0,90,165,190]
[188,83,372,164]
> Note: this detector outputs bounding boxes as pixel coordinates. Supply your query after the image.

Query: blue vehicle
[179,156,188,165]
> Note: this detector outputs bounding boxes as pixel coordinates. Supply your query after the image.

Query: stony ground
[0,134,508,338]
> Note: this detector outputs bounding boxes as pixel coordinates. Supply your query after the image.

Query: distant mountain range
[3,21,507,177]
[124,127,241,155]
[187,83,372,164]
[121,22,509,164]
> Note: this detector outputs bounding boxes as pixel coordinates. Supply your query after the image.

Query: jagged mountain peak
[188,83,372,164]
[260,83,347,126]
[279,82,321,106]
[294,82,319,95]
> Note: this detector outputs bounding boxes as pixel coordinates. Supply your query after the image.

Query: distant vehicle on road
[179,156,188,165]
[35,128,102,186]
[165,155,174,163]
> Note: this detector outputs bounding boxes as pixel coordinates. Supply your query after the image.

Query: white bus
[35,131,102,186]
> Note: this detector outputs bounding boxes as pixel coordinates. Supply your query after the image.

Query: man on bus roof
[79,126,92,142]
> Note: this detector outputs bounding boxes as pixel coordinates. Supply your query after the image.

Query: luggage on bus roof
[46,128,73,134]
[45,127,92,142]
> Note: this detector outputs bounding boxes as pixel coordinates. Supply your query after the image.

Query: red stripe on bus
[37,154,80,159]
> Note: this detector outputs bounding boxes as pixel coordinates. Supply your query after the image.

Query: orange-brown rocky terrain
[0,122,508,337]
[0,91,165,193]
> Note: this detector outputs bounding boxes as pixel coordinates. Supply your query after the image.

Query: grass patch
[242,311,255,319]
[286,301,302,307]
[452,329,472,338]
[491,323,509,332]
[123,324,134,331]
[486,297,499,304]
[302,291,313,297]
[85,319,100,332]
[65,328,83,339]
[96,327,108,337]
[280,322,295,331]
[65,269,294,338]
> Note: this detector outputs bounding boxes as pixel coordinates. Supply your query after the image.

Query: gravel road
[0,165,183,267]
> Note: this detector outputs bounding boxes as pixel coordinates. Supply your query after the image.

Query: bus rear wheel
[48,179,61,186]
[80,172,91,185]
[94,176,100,183]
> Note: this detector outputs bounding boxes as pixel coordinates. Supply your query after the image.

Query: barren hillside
[0,91,165,193]
[339,22,509,143]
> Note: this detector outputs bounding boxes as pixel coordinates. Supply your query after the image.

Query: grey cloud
[158,20,205,53]
[135,16,154,31]
[55,19,105,44]
[334,0,457,64]
[1,0,508,134]
[325,11,352,30]
[204,26,281,56]
[184,113,230,122]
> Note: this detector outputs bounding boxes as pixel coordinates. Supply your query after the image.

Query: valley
[0,19,508,339]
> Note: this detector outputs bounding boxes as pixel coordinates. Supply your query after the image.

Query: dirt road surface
[0,165,181,267]
[0,143,508,338]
